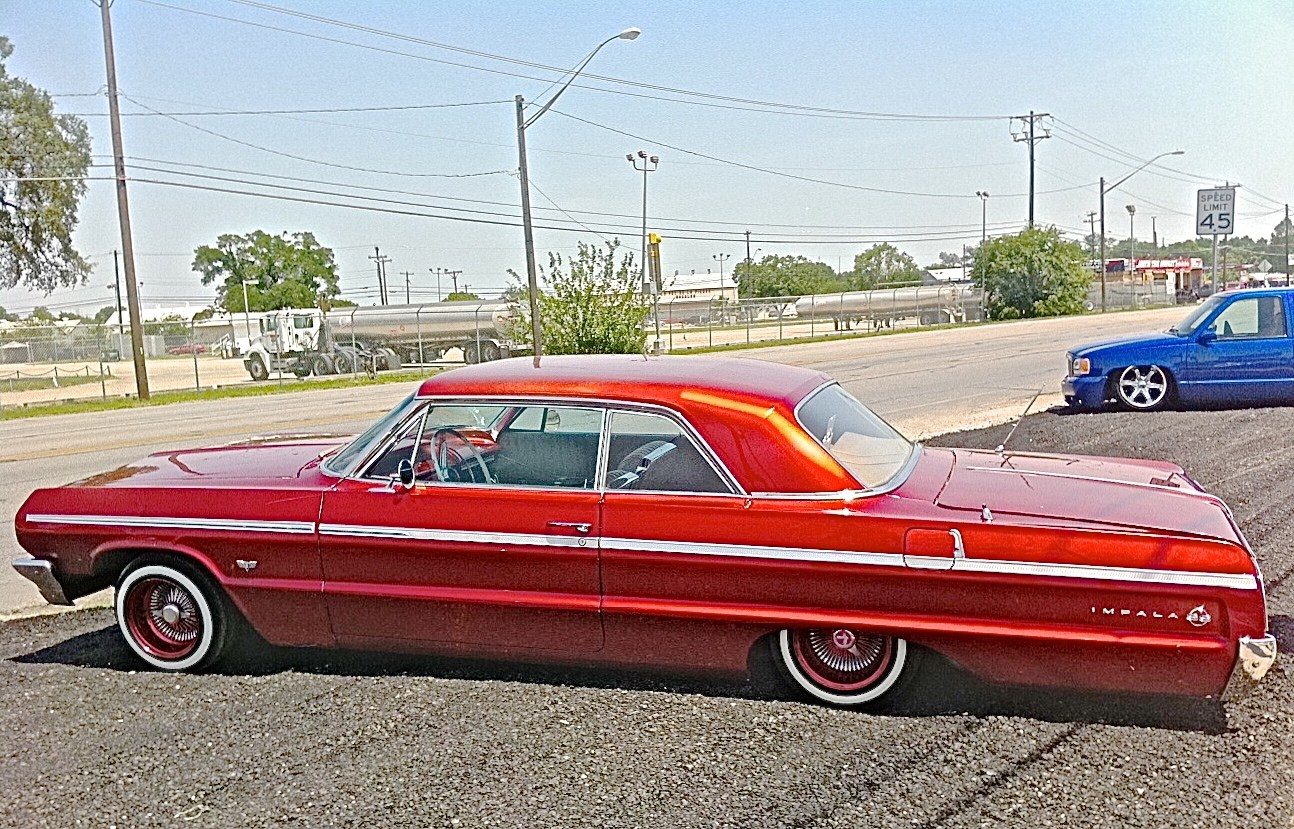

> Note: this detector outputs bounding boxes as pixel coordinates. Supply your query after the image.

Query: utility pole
[446,269,462,295]
[400,271,413,304]
[1151,215,1158,249]
[1085,211,1098,270]
[1286,204,1291,287]
[369,247,391,305]
[1099,178,1108,310]
[431,267,442,301]
[713,253,731,296]
[744,230,752,266]
[98,0,149,399]
[628,150,660,294]
[110,250,124,335]
[1010,112,1051,226]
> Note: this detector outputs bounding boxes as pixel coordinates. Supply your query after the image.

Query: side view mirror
[395,459,414,490]
[1197,329,1218,345]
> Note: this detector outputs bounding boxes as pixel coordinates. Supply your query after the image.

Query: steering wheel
[428,427,495,484]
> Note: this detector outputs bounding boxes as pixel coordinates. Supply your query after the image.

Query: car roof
[416,355,854,493]
[417,354,830,411]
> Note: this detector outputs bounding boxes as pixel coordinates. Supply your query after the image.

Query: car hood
[935,448,1242,544]
[1069,331,1182,356]
[68,435,350,488]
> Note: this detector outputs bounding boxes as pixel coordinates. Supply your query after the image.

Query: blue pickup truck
[1064,287,1294,411]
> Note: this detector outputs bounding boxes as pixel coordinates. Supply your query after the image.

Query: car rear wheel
[1115,365,1170,411]
[775,628,915,708]
[116,561,227,671]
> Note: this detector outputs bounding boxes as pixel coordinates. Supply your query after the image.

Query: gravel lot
[1,405,1291,828]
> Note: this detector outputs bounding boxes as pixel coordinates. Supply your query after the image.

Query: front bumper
[1222,634,1278,700]
[1061,374,1107,409]
[11,556,73,606]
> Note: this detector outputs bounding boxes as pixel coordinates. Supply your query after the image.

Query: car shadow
[12,622,1241,735]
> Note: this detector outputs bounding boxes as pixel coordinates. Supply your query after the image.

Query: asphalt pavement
[1,405,1290,828]
[0,306,1182,615]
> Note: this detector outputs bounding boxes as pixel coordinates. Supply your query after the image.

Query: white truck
[242,301,514,381]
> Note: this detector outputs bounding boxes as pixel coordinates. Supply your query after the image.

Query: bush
[972,226,1090,319]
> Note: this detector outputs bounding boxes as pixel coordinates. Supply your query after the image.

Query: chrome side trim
[599,536,904,568]
[24,514,316,535]
[11,556,72,605]
[953,556,1257,590]
[318,522,587,549]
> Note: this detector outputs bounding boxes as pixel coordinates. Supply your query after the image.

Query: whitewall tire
[776,628,912,707]
[116,563,224,672]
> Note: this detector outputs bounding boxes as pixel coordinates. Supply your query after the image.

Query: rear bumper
[1061,374,1107,408]
[1222,634,1278,700]
[11,556,73,606]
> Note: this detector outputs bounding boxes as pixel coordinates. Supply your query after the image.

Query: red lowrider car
[12,356,1277,707]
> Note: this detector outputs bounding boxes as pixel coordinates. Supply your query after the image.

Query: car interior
[363,404,731,493]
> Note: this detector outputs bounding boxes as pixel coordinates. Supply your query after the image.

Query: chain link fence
[0,280,1184,413]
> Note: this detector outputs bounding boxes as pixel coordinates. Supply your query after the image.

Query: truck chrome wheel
[777,628,909,706]
[117,564,218,671]
[1117,365,1169,410]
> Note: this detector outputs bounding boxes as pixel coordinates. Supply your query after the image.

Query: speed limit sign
[1196,187,1236,235]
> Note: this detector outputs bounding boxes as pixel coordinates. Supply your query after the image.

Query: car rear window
[796,384,913,490]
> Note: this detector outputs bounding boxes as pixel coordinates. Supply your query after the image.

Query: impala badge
[236,560,259,572]
[1186,604,1212,627]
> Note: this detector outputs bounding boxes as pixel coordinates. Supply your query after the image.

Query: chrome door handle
[548,521,591,534]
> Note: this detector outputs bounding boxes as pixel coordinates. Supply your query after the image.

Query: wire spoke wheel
[1117,365,1168,410]
[117,563,222,671]
[777,628,910,706]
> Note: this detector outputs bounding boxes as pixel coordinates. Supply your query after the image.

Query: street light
[627,150,660,293]
[975,191,990,243]
[713,253,731,295]
[516,27,640,367]
[1098,150,1184,311]
[1126,204,1137,280]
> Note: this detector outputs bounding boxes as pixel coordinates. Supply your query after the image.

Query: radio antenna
[996,387,1045,456]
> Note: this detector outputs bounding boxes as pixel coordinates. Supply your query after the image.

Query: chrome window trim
[412,394,746,496]
[599,407,739,496]
[791,381,919,496]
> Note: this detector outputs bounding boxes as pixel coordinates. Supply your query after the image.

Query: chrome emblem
[236,560,259,572]
[1186,604,1212,627]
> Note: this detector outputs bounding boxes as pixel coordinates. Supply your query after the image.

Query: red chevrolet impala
[12,356,1277,707]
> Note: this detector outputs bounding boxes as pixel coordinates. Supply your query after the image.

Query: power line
[136,0,1013,123]
[120,155,1027,232]
[119,93,512,179]
[550,108,1092,200]
[63,98,512,116]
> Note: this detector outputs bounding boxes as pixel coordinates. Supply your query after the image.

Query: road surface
[0,306,1183,614]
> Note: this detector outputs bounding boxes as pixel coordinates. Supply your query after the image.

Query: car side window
[1209,297,1287,339]
[605,410,731,494]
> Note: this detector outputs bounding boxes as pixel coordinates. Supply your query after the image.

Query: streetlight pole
[1097,149,1184,311]
[1126,205,1136,282]
[516,27,640,367]
[713,253,731,296]
[431,267,442,302]
[975,191,989,243]
[628,150,660,293]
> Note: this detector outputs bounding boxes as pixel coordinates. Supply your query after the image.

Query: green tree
[92,305,116,324]
[852,243,924,290]
[30,305,53,321]
[973,226,1091,320]
[0,36,92,292]
[192,230,339,312]
[444,291,481,302]
[732,255,839,298]
[508,240,648,355]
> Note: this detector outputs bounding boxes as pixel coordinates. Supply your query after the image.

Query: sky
[3,0,1293,316]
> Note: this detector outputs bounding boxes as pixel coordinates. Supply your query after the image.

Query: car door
[1185,293,1294,403]
[318,400,606,652]
[596,407,921,668]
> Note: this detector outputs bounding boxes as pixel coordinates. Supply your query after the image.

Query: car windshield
[1171,294,1226,336]
[795,384,914,489]
[323,391,421,477]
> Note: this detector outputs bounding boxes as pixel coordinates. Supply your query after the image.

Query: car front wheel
[775,628,916,708]
[1115,365,1171,411]
[116,560,228,671]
